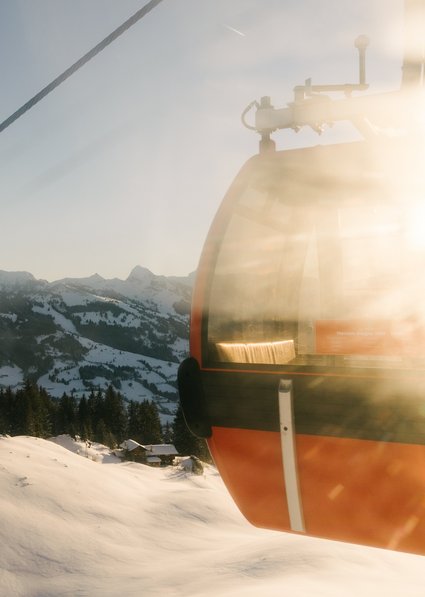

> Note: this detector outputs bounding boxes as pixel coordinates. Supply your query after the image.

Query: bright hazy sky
[1,0,404,281]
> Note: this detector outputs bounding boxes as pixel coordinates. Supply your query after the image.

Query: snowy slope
[0,435,424,597]
[0,267,192,417]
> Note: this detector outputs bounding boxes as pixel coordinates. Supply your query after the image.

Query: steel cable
[0,0,165,134]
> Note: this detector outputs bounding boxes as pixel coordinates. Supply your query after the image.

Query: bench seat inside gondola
[215,339,295,364]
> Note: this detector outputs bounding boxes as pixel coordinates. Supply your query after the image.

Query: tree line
[0,380,210,461]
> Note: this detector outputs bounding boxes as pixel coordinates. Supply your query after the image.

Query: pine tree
[87,389,104,433]
[172,405,211,462]
[139,400,162,445]
[56,393,77,437]
[77,395,93,440]
[127,400,139,441]
[0,388,10,434]
[103,385,127,444]
[162,421,173,443]
[37,385,54,438]
[4,387,15,433]
[95,418,116,447]
[12,383,35,436]
[127,399,162,445]
[15,380,52,438]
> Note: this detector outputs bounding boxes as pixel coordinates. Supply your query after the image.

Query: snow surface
[32,304,78,335]
[0,313,17,323]
[0,365,24,387]
[35,334,179,408]
[0,435,424,597]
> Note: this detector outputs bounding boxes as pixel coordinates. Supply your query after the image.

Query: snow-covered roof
[120,440,178,456]
[144,444,178,456]
[120,439,146,452]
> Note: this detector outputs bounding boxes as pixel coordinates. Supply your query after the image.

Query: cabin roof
[120,439,178,456]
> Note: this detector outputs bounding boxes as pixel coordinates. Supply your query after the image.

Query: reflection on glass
[206,142,425,369]
[216,340,295,365]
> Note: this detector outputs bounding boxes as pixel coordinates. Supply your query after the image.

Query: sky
[0,0,405,281]
[1,434,425,596]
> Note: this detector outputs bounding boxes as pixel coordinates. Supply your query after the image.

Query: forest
[0,380,210,461]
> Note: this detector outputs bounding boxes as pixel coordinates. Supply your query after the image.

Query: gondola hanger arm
[241,34,420,146]
[253,89,405,136]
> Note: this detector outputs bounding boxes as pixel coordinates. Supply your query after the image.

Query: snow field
[0,435,425,596]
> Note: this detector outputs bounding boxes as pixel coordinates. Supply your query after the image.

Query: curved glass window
[206,142,425,369]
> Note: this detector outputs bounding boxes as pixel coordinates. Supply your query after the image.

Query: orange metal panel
[208,427,425,554]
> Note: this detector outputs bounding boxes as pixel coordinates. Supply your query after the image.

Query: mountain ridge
[0,267,193,421]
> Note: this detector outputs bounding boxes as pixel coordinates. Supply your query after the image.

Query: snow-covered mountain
[0,267,193,418]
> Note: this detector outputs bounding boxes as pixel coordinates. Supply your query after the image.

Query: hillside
[0,435,424,597]
[0,267,192,417]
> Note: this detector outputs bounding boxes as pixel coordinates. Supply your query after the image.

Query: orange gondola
[179,5,425,555]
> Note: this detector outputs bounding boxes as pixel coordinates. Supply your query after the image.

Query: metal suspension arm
[402,0,425,88]
[253,90,408,136]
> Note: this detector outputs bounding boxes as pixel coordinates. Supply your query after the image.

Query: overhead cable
[0,0,165,134]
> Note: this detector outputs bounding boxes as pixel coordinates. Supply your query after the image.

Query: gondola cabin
[178,19,425,554]
[179,135,425,555]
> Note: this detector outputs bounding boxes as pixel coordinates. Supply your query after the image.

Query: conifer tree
[77,395,92,440]
[127,400,139,441]
[127,399,162,445]
[103,385,127,444]
[95,418,116,447]
[172,405,211,462]
[4,387,14,432]
[87,389,104,433]
[0,388,10,434]
[36,385,54,438]
[162,421,173,444]
[12,381,38,436]
[139,400,162,445]
[56,393,77,436]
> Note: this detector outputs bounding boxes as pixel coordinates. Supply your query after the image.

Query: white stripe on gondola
[278,379,305,533]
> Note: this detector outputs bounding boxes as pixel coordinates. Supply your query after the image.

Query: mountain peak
[127,265,155,284]
[0,270,36,286]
